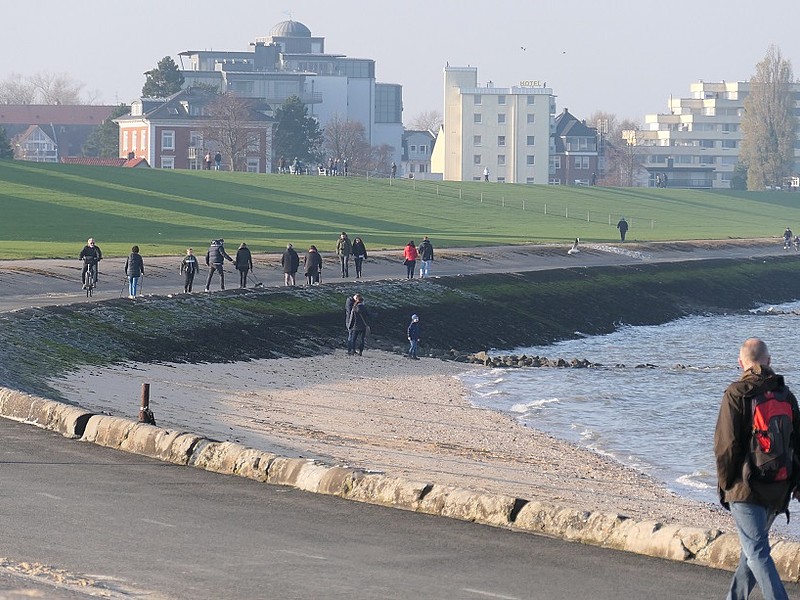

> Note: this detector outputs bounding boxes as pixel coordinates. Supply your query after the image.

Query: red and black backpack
[747,384,795,483]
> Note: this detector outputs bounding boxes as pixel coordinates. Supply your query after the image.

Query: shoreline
[48,349,736,535]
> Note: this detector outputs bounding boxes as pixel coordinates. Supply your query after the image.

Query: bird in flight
[521,46,527,51]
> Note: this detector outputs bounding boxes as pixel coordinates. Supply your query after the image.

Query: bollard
[139,382,156,425]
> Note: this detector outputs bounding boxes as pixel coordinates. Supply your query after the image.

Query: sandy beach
[48,349,735,534]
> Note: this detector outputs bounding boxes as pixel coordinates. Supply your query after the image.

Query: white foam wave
[676,472,713,490]
[509,398,559,413]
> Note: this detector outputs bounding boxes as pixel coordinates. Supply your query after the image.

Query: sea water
[460,301,800,536]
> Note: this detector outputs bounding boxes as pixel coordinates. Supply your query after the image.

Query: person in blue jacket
[407,314,421,360]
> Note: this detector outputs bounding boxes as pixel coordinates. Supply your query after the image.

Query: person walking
[214,151,222,171]
[351,237,368,278]
[281,243,300,286]
[79,237,103,289]
[617,217,629,242]
[483,166,489,182]
[407,314,421,360]
[336,232,352,278]
[783,227,793,251]
[346,293,370,356]
[124,245,144,299]
[180,248,199,293]
[391,162,397,178]
[204,152,212,170]
[714,338,800,600]
[234,242,253,288]
[403,240,419,279]
[304,245,322,285]
[418,236,434,278]
[205,239,233,292]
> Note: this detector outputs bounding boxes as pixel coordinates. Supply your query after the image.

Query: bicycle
[84,260,98,298]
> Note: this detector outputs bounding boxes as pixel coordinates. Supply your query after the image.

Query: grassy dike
[4,254,800,401]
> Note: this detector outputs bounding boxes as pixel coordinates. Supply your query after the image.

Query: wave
[509,398,559,413]
[675,471,713,490]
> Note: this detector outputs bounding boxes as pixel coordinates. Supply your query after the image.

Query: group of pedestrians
[402,236,434,279]
[80,238,145,299]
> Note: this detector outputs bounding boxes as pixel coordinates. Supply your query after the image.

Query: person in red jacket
[403,241,418,279]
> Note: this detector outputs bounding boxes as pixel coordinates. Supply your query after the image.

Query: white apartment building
[177,20,403,165]
[431,66,556,183]
[635,80,800,189]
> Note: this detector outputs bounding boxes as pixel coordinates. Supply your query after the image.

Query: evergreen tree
[83,104,130,158]
[0,126,13,159]
[740,46,797,190]
[273,96,323,168]
[142,56,185,98]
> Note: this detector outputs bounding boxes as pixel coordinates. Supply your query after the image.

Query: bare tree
[202,93,264,171]
[0,74,36,104]
[740,45,797,190]
[29,72,87,105]
[406,110,443,133]
[323,115,372,172]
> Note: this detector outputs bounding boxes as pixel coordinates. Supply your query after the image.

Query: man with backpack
[714,338,800,600]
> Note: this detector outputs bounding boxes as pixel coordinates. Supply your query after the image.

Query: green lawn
[2,160,800,259]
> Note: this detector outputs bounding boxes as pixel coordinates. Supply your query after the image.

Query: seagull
[568,238,580,255]
[521,46,527,51]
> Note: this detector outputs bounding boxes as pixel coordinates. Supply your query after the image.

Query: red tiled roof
[0,105,117,126]
[61,157,127,166]
[124,158,149,168]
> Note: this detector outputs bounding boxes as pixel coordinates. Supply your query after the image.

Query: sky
[4,0,800,125]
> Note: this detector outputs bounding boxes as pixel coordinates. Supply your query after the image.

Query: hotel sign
[519,80,542,87]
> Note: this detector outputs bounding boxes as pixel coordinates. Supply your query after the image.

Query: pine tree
[273,96,323,168]
[142,56,185,98]
[0,126,13,159]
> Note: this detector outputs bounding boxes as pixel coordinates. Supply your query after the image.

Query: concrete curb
[4,388,800,581]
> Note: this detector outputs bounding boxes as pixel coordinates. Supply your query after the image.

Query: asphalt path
[0,417,761,600]
[0,239,792,313]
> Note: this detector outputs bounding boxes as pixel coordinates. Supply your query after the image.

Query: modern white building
[177,20,403,165]
[635,80,800,188]
[431,66,556,183]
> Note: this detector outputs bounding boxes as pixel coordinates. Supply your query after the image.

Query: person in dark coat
[180,247,199,293]
[347,293,370,356]
[124,245,144,299]
[281,243,300,286]
[418,236,434,278]
[407,314,421,359]
[617,217,629,242]
[304,245,322,285]
[336,232,352,277]
[351,237,368,278]
[205,239,233,292]
[79,237,103,289]
[234,242,253,288]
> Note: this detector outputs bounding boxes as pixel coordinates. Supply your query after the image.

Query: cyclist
[79,238,103,289]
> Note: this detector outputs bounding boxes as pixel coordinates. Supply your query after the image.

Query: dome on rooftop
[270,20,311,38]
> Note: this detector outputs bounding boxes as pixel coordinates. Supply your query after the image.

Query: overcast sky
[4,0,800,124]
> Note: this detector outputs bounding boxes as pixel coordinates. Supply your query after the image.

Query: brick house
[551,108,599,185]
[115,87,275,172]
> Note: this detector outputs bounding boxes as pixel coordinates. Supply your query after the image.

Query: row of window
[474,95,536,106]
[407,144,428,154]
[547,156,592,169]
[473,154,536,166]
[131,130,262,154]
[474,113,536,124]
[473,135,536,147]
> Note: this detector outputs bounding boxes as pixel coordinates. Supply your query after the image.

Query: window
[473,135,482,146]
[527,96,535,105]
[410,145,417,152]
[474,154,481,164]
[123,131,129,150]
[410,164,416,173]
[575,156,590,169]
[527,114,535,124]
[497,155,506,166]
[497,135,506,147]
[473,176,482,181]
[552,156,562,169]
[190,131,203,148]
[161,130,175,151]
[722,139,738,149]
[474,94,482,105]
[246,158,260,173]
[497,176,506,183]
[527,136,535,146]
[700,139,715,149]
[527,155,535,166]
[549,178,561,185]
[526,177,535,184]
[419,145,427,154]
[140,130,146,151]
[419,164,427,173]
[132,131,138,152]
[160,156,175,169]
[498,113,506,124]
[474,113,482,124]
[498,95,506,105]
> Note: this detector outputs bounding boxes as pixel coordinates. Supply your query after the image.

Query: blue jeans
[408,338,418,358]
[420,260,431,278]
[727,502,788,600]
[347,329,365,354]
[128,276,141,297]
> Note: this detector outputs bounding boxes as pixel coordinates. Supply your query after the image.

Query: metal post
[502,197,505,207]
[139,382,156,425]
[459,188,462,200]
[436,185,439,196]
